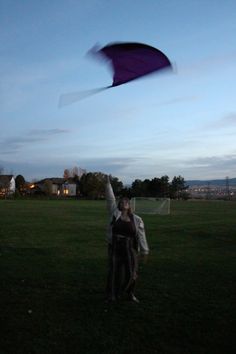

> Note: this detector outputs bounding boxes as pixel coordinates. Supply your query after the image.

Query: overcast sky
[1,0,236,183]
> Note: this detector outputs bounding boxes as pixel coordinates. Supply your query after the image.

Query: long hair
[117,197,133,215]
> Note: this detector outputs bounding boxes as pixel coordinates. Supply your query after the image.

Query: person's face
[119,199,130,211]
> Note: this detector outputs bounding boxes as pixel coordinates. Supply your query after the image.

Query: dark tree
[79,172,105,199]
[148,178,161,197]
[170,175,188,199]
[15,175,26,195]
[131,179,145,197]
[43,179,53,196]
[120,186,133,199]
[79,172,123,199]
[131,176,170,197]
[159,175,170,197]
[109,175,123,196]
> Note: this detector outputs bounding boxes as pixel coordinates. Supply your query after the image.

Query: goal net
[130,197,170,215]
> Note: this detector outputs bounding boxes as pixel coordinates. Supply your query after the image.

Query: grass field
[0,199,235,354]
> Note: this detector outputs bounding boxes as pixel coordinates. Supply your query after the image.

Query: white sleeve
[137,217,149,255]
[105,179,117,217]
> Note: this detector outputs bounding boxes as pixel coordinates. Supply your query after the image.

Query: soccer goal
[130,197,170,215]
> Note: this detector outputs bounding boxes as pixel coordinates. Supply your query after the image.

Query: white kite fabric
[130,197,170,215]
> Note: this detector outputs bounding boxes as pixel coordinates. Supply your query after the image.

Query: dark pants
[106,236,138,300]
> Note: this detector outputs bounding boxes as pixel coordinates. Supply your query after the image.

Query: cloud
[207,112,236,129]
[0,57,81,112]
[0,159,64,180]
[0,129,69,155]
[158,96,199,106]
[179,154,236,179]
[0,137,45,155]
[1,149,236,183]
[181,51,236,76]
[186,154,236,169]
[28,129,70,136]
[0,156,138,181]
[77,156,139,175]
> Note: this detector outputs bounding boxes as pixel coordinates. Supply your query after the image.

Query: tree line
[79,172,189,199]
[1,169,189,200]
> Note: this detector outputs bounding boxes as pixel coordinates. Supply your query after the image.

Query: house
[62,178,77,196]
[0,175,16,196]
[29,177,78,197]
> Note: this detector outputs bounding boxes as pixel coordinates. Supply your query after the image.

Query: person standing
[105,176,149,302]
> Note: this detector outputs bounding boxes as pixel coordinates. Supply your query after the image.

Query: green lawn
[0,199,235,354]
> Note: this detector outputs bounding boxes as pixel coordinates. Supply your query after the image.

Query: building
[0,175,16,196]
[29,177,78,197]
[188,184,236,199]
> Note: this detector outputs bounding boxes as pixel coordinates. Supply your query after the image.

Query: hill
[187,177,236,187]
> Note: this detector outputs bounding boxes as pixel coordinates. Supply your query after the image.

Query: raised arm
[105,175,117,216]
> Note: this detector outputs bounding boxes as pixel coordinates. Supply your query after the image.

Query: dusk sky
[1,0,236,184]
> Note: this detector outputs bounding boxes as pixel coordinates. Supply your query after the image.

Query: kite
[96,42,172,87]
[59,42,172,106]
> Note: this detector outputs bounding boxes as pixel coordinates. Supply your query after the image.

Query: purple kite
[96,42,172,87]
[59,42,172,106]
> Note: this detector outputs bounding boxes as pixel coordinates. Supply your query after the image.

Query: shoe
[128,294,140,303]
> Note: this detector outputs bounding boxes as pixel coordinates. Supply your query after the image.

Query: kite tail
[58,86,110,107]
